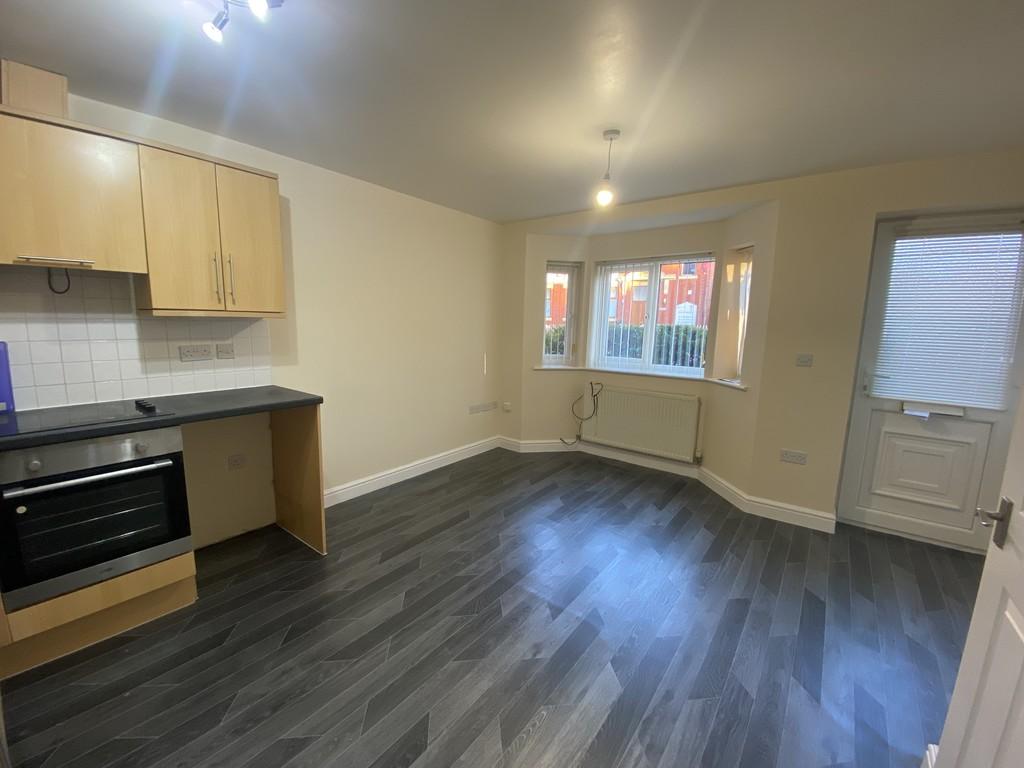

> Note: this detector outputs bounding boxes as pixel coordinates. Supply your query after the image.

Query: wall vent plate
[216,343,235,359]
[178,344,213,362]
[469,401,498,415]
[780,449,808,465]
[795,353,814,367]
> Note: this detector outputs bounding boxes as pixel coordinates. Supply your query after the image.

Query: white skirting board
[323,437,503,507]
[323,435,836,533]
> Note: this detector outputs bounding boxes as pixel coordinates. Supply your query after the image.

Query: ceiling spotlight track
[203,0,285,43]
[595,128,621,208]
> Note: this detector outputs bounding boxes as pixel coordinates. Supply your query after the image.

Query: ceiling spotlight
[202,1,284,42]
[248,0,269,20]
[595,129,620,208]
[203,7,229,43]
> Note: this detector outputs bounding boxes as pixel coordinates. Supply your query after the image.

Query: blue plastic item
[0,341,14,413]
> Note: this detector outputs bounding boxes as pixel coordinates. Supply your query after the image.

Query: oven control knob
[26,458,42,473]
[135,442,149,456]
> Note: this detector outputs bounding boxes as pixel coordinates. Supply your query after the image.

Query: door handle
[16,255,96,267]
[227,253,237,305]
[212,254,222,302]
[977,496,1014,549]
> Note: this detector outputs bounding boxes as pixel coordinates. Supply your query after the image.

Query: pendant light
[595,129,621,208]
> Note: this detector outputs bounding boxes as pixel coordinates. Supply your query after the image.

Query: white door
[932,381,1024,767]
[839,217,1024,550]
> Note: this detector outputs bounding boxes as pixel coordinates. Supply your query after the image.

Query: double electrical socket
[780,449,808,465]
[177,343,213,362]
[176,343,235,362]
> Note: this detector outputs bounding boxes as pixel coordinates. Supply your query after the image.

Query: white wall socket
[178,343,213,362]
[780,449,808,465]
[216,343,235,359]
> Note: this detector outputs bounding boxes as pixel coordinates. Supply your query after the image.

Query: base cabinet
[0,554,197,679]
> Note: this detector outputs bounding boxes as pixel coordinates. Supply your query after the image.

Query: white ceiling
[1,1,1022,222]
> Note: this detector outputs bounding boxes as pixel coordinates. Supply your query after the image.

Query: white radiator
[581,386,701,463]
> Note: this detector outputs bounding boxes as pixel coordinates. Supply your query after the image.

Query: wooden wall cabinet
[135,151,285,317]
[0,105,286,317]
[0,60,68,118]
[0,114,147,273]
[136,147,226,312]
[216,165,286,314]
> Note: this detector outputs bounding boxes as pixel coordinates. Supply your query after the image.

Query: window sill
[532,365,749,391]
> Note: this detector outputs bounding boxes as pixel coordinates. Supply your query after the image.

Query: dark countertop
[0,386,323,451]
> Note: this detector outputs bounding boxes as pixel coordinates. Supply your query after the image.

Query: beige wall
[502,149,1024,518]
[70,96,504,492]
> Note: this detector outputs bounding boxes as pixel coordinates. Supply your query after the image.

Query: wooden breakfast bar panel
[271,404,327,554]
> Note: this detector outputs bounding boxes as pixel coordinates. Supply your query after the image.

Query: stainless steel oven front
[0,427,191,612]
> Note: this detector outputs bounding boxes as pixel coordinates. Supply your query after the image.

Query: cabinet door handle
[16,255,96,266]
[227,253,237,304]
[212,255,222,302]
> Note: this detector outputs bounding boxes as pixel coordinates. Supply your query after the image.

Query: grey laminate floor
[1,449,982,768]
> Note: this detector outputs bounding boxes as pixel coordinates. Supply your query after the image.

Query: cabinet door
[216,165,285,313]
[138,147,225,310]
[0,114,147,272]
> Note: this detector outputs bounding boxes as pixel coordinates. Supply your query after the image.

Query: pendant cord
[605,138,614,178]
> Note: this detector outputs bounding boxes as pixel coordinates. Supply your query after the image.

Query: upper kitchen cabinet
[135,147,225,312]
[0,114,147,273]
[215,165,285,314]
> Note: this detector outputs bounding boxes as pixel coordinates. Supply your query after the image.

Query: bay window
[590,254,716,377]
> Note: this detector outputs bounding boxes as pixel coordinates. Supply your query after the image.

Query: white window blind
[871,229,1024,409]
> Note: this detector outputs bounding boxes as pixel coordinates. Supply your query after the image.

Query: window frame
[541,261,582,366]
[588,252,717,379]
[734,247,754,380]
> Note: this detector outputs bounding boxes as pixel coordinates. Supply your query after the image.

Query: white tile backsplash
[1,267,273,409]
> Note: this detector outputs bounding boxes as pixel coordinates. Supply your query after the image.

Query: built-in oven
[0,427,191,612]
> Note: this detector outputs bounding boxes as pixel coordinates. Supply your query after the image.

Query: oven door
[0,453,191,611]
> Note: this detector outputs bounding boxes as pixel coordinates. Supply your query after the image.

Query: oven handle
[2,459,175,501]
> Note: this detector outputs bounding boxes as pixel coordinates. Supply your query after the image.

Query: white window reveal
[590,254,716,377]
[871,229,1024,409]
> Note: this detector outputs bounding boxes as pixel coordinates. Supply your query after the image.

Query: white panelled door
[932,381,1024,767]
[839,218,1024,550]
